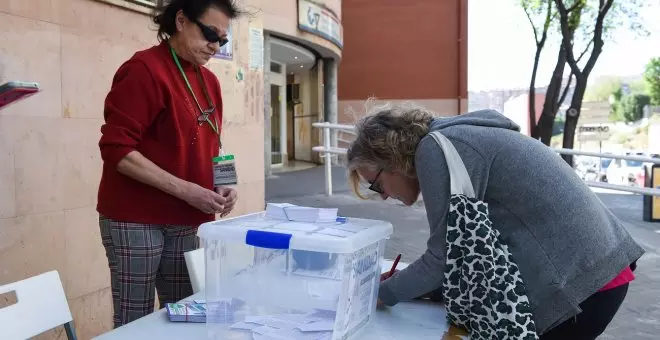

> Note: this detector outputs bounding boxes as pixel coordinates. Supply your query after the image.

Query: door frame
[269,61,287,166]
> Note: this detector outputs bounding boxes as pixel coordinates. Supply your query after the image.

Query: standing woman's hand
[216,186,238,217]
[182,182,227,214]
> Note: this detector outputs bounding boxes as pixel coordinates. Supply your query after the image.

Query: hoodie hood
[429,109,520,132]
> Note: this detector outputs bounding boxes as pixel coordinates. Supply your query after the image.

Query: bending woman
[346,102,644,339]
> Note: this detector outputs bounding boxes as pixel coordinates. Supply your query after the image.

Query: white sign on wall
[298,0,343,48]
[249,26,264,70]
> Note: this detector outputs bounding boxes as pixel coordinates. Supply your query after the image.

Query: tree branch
[576,37,594,63]
[554,0,583,78]
[583,0,614,77]
[540,0,553,45]
[524,7,540,45]
[555,0,614,81]
[524,0,554,47]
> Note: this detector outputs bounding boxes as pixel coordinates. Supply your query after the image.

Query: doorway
[270,61,287,166]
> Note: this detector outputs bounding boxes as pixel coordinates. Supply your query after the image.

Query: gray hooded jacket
[377,109,645,334]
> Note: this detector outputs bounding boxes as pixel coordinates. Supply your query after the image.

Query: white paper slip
[246,316,268,324]
[253,325,280,335]
[265,203,297,220]
[305,310,337,320]
[296,320,335,332]
[269,313,319,324]
[230,321,260,331]
[265,203,338,223]
[255,328,331,340]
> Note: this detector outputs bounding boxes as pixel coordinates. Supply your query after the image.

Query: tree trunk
[561,77,587,166]
[536,46,567,144]
[528,47,543,137]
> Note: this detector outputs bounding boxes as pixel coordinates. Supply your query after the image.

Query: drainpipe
[456,0,463,115]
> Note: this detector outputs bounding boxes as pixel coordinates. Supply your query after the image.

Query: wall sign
[249,26,264,70]
[298,0,343,48]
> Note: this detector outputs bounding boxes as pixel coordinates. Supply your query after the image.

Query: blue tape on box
[246,230,292,249]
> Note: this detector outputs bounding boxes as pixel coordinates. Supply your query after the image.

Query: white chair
[184,248,205,294]
[0,270,77,340]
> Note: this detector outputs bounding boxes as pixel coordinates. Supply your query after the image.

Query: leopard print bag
[428,131,538,340]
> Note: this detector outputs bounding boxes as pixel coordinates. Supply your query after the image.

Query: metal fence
[312,122,660,196]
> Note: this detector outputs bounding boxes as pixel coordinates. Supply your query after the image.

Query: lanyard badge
[213,153,238,186]
[170,45,238,187]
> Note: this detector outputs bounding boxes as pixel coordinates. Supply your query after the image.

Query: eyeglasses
[368,169,384,194]
[193,19,229,47]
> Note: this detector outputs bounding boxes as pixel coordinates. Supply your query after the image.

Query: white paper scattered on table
[230,311,336,340]
[296,320,335,332]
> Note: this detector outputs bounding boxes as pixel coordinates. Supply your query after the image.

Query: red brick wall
[338,0,467,101]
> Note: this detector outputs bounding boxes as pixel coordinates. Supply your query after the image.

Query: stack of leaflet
[166,302,206,323]
[266,203,339,223]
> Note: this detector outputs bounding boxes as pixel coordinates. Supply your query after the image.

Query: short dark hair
[152,0,243,42]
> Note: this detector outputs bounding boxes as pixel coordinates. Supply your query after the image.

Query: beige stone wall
[0,0,264,338]
[262,0,342,59]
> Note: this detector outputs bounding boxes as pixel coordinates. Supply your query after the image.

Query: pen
[388,254,402,277]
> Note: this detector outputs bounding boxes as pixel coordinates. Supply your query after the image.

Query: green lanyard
[170,46,222,147]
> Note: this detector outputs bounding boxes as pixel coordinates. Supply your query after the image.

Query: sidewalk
[266,165,660,339]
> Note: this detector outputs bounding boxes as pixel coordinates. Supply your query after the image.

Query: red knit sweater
[97,42,222,226]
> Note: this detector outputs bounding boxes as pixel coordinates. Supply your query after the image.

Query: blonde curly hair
[346,100,435,198]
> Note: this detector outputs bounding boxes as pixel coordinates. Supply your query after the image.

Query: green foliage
[610,93,650,123]
[585,76,647,102]
[520,0,554,27]
[629,78,647,94]
[584,76,622,101]
[644,57,660,105]
[552,116,565,136]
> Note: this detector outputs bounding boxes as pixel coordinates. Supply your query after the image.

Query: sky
[468,0,660,91]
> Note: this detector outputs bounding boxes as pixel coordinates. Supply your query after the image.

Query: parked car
[606,153,647,187]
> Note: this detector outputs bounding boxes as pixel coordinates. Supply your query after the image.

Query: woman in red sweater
[97,0,243,327]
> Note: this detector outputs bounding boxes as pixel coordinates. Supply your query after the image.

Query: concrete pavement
[266,165,660,338]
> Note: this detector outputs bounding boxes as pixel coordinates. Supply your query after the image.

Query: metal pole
[324,126,333,196]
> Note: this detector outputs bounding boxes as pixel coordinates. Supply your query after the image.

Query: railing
[312,122,660,197]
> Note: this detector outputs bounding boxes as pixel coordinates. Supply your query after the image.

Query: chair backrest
[184,248,205,294]
[0,270,75,339]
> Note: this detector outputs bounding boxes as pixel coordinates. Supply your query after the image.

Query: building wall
[502,93,545,136]
[338,0,467,123]
[262,0,342,59]
[0,0,264,338]
[261,0,344,170]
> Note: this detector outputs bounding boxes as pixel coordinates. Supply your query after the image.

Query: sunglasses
[193,19,229,46]
[368,169,384,194]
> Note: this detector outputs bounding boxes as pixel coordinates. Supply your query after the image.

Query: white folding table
[93,260,468,339]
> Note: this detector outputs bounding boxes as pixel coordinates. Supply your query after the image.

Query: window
[270,62,282,74]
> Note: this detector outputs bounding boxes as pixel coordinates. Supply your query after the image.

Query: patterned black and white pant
[99,216,199,328]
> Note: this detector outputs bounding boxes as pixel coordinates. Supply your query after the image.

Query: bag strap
[428,131,476,198]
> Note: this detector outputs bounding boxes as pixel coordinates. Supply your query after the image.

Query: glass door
[271,84,283,165]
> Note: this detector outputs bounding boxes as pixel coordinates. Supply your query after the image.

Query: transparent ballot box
[198,212,394,340]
